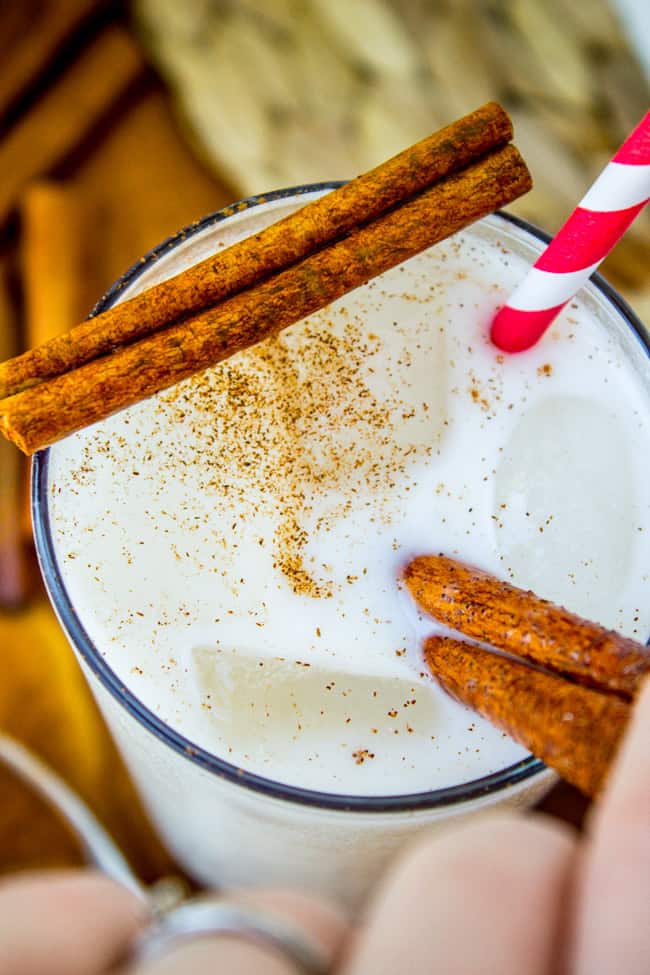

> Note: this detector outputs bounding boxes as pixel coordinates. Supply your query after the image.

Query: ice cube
[192,644,441,781]
[494,396,636,625]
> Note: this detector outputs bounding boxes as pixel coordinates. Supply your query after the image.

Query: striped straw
[491,109,650,353]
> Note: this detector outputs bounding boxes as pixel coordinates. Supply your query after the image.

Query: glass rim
[32,183,650,814]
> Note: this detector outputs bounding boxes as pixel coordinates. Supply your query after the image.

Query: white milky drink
[35,189,650,906]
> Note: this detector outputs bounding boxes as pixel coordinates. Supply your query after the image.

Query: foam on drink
[46,206,650,796]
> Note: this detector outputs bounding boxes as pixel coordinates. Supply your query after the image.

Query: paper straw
[491,110,650,353]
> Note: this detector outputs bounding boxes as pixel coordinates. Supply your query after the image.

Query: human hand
[1,679,648,974]
[0,874,347,975]
[341,676,650,975]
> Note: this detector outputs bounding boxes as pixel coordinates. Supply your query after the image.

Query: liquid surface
[46,207,650,795]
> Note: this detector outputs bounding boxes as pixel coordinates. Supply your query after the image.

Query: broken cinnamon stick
[404,555,650,698]
[424,636,631,797]
[0,143,531,454]
[0,101,512,401]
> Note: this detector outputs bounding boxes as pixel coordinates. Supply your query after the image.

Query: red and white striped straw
[491,109,650,353]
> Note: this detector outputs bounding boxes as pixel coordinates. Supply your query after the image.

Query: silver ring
[131,896,331,973]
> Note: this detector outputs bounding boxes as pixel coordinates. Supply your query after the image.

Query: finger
[0,870,145,975]
[122,887,349,975]
[570,677,650,975]
[341,814,576,975]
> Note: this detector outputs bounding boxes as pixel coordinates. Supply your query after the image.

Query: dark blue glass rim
[32,184,650,814]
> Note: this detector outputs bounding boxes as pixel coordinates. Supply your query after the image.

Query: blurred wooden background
[0,0,232,880]
[135,0,650,309]
[0,0,646,881]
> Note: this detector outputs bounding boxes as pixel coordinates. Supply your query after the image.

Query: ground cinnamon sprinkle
[352,748,375,765]
[71,299,441,597]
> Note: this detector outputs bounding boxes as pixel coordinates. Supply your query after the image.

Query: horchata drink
[34,189,650,906]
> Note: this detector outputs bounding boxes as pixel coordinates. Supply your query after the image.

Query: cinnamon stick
[20,182,87,538]
[21,183,88,347]
[0,143,531,454]
[424,636,630,797]
[0,101,512,401]
[404,555,650,697]
[0,25,144,228]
